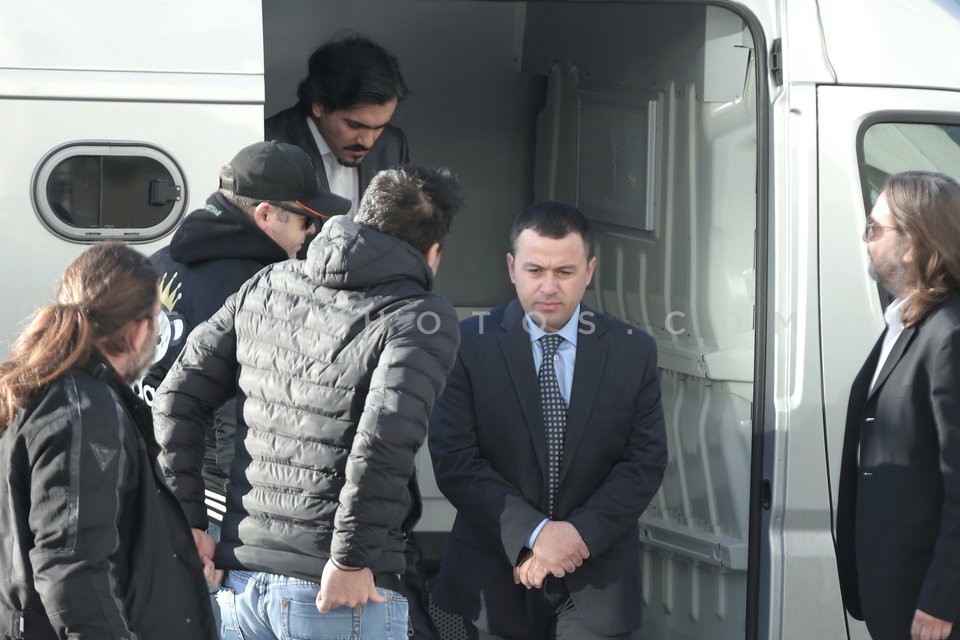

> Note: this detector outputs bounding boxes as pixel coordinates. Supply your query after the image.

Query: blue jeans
[218,570,409,640]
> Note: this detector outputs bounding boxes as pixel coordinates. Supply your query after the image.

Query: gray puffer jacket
[153,216,460,579]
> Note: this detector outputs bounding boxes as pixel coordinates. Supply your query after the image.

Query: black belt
[373,572,403,594]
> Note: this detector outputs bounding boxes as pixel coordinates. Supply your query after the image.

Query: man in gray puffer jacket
[153,164,463,640]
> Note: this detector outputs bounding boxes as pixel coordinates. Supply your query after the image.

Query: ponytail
[0,245,158,433]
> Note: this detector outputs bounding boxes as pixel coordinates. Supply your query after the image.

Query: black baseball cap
[220,141,351,219]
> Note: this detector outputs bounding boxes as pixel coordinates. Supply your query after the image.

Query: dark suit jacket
[264,104,409,198]
[837,294,960,640]
[264,105,410,259]
[429,300,667,637]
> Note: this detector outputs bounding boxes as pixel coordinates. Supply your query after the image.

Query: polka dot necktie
[538,334,566,517]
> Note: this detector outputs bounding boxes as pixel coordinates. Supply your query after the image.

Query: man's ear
[901,240,915,266]
[127,315,151,356]
[424,243,442,274]
[252,202,273,233]
[311,102,326,119]
[506,253,516,283]
[585,256,598,286]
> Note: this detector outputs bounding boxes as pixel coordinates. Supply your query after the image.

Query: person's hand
[531,521,590,577]
[191,528,223,587]
[513,553,550,589]
[316,559,384,613]
[912,609,953,640]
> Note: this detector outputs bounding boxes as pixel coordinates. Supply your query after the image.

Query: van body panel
[0,0,265,354]
[3,2,960,639]
[0,0,263,74]
[818,83,960,640]
[815,0,960,88]
[0,69,263,103]
[758,80,838,640]
[0,100,263,352]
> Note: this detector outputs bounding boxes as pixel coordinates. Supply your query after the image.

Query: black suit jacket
[265,104,409,196]
[264,105,410,258]
[429,300,667,637]
[837,294,960,640]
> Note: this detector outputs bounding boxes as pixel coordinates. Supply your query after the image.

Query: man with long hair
[837,171,960,640]
[0,244,216,639]
[265,33,410,253]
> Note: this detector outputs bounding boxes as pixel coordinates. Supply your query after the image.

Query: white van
[3,1,960,638]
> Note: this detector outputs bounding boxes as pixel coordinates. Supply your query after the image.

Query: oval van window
[32,142,187,241]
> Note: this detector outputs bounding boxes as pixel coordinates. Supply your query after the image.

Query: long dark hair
[0,244,158,432]
[884,171,960,326]
[296,33,408,112]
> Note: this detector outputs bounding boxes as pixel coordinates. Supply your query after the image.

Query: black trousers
[404,532,441,640]
[465,577,631,640]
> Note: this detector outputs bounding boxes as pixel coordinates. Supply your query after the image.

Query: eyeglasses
[863,221,900,241]
[269,201,327,220]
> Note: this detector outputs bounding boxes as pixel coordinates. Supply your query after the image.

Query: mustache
[344,144,370,152]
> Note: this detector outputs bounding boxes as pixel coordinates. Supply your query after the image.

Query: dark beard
[336,156,363,168]
[122,337,156,384]
[336,144,369,168]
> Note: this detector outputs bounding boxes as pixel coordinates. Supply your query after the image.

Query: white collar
[525,304,582,347]
[306,116,334,157]
[883,296,909,329]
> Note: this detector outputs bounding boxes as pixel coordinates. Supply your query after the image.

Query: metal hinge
[770,38,783,86]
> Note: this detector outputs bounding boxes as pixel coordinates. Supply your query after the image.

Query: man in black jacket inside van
[265,33,409,250]
[141,140,349,533]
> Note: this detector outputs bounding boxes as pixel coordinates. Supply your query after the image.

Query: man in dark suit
[265,33,409,243]
[837,171,960,640]
[429,201,668,639]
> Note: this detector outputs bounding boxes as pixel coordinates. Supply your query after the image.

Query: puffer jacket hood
[170,193,288,266]
[307,215,434,292]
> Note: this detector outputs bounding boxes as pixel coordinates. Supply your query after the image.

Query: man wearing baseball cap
[141,141,350,545]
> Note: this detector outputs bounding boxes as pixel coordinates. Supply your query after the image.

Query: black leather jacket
[0,353,216,639]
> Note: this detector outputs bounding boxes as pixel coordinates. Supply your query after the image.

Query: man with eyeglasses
[140,140,349,548]
[837,171,960,640]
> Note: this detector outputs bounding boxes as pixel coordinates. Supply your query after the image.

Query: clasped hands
[513,520,590,589]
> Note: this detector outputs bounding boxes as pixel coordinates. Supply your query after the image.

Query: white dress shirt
[870,296,909,392]
[306,117,359,215]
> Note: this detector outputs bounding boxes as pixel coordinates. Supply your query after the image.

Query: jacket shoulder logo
[89,442,117,472]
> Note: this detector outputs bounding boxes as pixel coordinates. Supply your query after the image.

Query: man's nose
[357,129,377,149]
[541,274,559,294]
